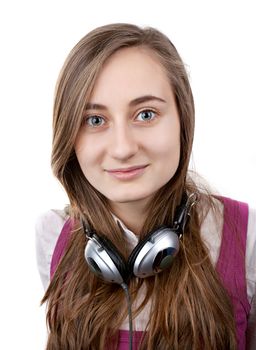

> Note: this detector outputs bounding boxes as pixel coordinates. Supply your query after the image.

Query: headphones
[82,193,198,284]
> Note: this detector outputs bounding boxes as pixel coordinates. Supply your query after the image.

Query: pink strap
[50,218,73,279]
[216,196,250,350]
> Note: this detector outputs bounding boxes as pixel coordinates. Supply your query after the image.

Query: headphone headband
[173,192,198,236]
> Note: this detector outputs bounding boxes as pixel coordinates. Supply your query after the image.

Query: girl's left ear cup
[128,226,180,278]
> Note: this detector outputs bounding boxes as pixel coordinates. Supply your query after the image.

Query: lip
[107,165,148,172]
[106,165,148,180]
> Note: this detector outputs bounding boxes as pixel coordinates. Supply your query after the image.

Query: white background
[0,1,255,348]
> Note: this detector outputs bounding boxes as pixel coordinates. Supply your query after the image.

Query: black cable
[121,283,133,350]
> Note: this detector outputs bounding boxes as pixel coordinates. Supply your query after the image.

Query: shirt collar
[112,213,139,247]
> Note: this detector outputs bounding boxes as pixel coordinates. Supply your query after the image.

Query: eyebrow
[85,95,167,111]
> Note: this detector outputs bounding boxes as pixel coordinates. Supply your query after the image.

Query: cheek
[161,140,180,175]
[146,122,180,163]
[75,135,93,172]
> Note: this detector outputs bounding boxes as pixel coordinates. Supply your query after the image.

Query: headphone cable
[121,283,133,350]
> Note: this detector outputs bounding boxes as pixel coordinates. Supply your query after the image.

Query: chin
[109,191,154,204]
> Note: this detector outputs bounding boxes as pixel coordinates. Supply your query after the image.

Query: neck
[109,199,150,235]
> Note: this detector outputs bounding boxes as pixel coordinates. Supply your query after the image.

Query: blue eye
[136,110,156,122]
[86,116,105,127]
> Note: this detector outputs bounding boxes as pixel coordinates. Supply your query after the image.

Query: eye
[136,109,157,122]
[85,115,105,127]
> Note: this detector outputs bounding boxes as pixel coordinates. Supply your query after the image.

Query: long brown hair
[42,23,237,349]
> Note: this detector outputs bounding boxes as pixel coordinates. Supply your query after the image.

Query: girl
[36,23,256,349]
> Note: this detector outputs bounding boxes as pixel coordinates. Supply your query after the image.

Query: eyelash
[84,109,158,128]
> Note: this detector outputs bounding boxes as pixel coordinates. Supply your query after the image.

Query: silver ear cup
[84,237,124,284]
[132,228,179,278]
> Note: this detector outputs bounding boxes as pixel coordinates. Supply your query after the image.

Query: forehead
[89,46,173,103]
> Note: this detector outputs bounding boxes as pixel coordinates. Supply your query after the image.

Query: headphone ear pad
[85,234,128,283]
[128,234,151,274]
[98,235,128,278]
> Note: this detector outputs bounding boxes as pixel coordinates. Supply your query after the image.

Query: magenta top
[50,197,251,350]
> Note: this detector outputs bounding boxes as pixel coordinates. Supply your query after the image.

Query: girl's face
[75,47,180,209]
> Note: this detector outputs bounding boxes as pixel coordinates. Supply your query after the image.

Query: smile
[106,165,149,180]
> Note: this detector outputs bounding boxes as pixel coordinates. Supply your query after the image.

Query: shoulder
[35,208,68,237]
[200,196,224,264]
[35,208,69,290]
[35,208,69,253]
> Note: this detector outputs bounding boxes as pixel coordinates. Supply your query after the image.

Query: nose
[108,122,139,160]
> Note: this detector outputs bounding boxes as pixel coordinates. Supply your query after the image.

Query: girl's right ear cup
[84,234,128,284]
